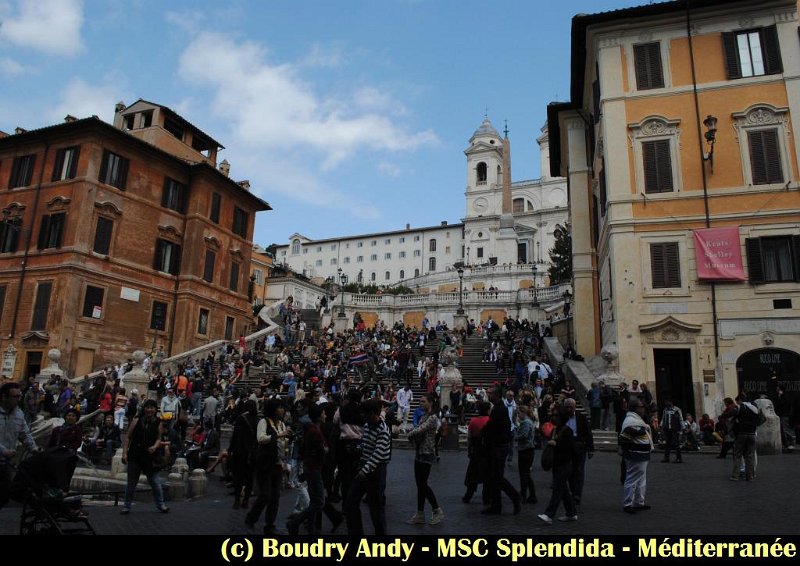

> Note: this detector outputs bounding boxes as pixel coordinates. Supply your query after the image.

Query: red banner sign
[693,227,746,281]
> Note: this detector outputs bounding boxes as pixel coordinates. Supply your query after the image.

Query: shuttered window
[31,281,52,331]
[229,262,240,292]
[153,239,181,275]
[642,140,673,193]
[650,242,681,288]
[599,159,607,216]
[232,207,248,238]
[9,154,36,188]
[224,316,234,341]
[634,42,664,90]
[51,146,80,181]
[203,250,215,283]
[210,192,221,224]
[37,213,65,250]
[722,26,782,79]
[93,217,113,255]
[746,236,800,283]
[162,177,188,213]
[98,150,129,190]
[0,219,20,253]
[748,129,783,185]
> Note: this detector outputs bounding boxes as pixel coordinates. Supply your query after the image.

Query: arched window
[291,239,301,254]
[497,165,502,185]
[385,271,390,280]
[371,272,376,282]
[429,239,437,252]
[513,198,525,213]
[400,270,405,279]
[414,268,420,277]
[476,162,487,185]
[429,257,436,272]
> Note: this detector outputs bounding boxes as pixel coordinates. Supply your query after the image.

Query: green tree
[548,225,572,285]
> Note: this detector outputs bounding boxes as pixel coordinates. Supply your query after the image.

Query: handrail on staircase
[159,300,284,374]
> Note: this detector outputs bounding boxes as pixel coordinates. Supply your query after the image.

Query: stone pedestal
[597,344,625,387]
[333,315,349,335]
[453,313,468,331]
[36,348,65,384]
[172,457,190,483]
[124,350,151,396]
[754,398,782,455]
[166,472,185,500]
[188,469,208,498]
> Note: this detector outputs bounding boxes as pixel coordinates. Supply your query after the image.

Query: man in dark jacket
[563,398,594,506]
[481,387,521,515]
[730,392,761,482]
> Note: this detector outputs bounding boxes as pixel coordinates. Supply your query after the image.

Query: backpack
[735,402,760,430]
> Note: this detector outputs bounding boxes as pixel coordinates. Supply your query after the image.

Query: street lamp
[456,267,464,314]
[531,264,539,307]
[338,272,348,317]
[563,289,573,349]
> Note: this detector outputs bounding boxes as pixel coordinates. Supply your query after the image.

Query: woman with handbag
[537,405,577,525]
[406,393,445,525]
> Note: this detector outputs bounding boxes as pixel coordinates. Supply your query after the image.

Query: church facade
[274,118,569,297]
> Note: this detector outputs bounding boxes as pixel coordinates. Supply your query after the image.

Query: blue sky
[0,0,648,247]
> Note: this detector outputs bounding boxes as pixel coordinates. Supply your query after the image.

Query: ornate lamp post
[338,270,348,318]
[457,267,464,315]
[531,264,539,307]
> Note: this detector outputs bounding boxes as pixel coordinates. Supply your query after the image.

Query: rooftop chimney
[237,180,251,191]
[406,223,410,230]
[14,127,27,135]
[441,221,448,226]
[219,159,230,177]
[115,101,126,113]
[64,115,78,123]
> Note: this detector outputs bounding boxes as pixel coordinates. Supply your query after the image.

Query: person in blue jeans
[120,399,169,514]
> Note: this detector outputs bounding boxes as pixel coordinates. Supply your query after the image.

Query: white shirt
[397,388,413,409]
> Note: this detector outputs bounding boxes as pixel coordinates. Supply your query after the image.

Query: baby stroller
[11,447,95,535]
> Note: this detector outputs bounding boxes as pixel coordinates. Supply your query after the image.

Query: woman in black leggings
[406,393,444,525]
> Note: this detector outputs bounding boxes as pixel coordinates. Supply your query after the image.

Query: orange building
[0,100,270,380]
[549,0,800,416]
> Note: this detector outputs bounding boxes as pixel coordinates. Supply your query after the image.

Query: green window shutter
[721,32,742,79]
[746,238,765,283]
[762,25,783,75]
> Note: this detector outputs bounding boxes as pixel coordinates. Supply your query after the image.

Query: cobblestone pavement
[1,449,797,535]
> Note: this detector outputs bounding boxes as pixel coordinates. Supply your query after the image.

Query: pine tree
[548,225,572,284]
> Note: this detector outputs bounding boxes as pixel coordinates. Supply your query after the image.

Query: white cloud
[48,77,123,123]
[176,31,435,223]
[0,0,84,56]
[301,42,346,69]
[178,32,437,169]
[0,56,26,74]
[378,161,402,178]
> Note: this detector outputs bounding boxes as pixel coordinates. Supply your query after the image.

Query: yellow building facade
[550,0,800,417]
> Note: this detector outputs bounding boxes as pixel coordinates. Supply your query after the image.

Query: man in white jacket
[397,384,413,431]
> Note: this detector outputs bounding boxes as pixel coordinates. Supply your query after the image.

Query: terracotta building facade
[0,100,270,380]
[549,0,800,417]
